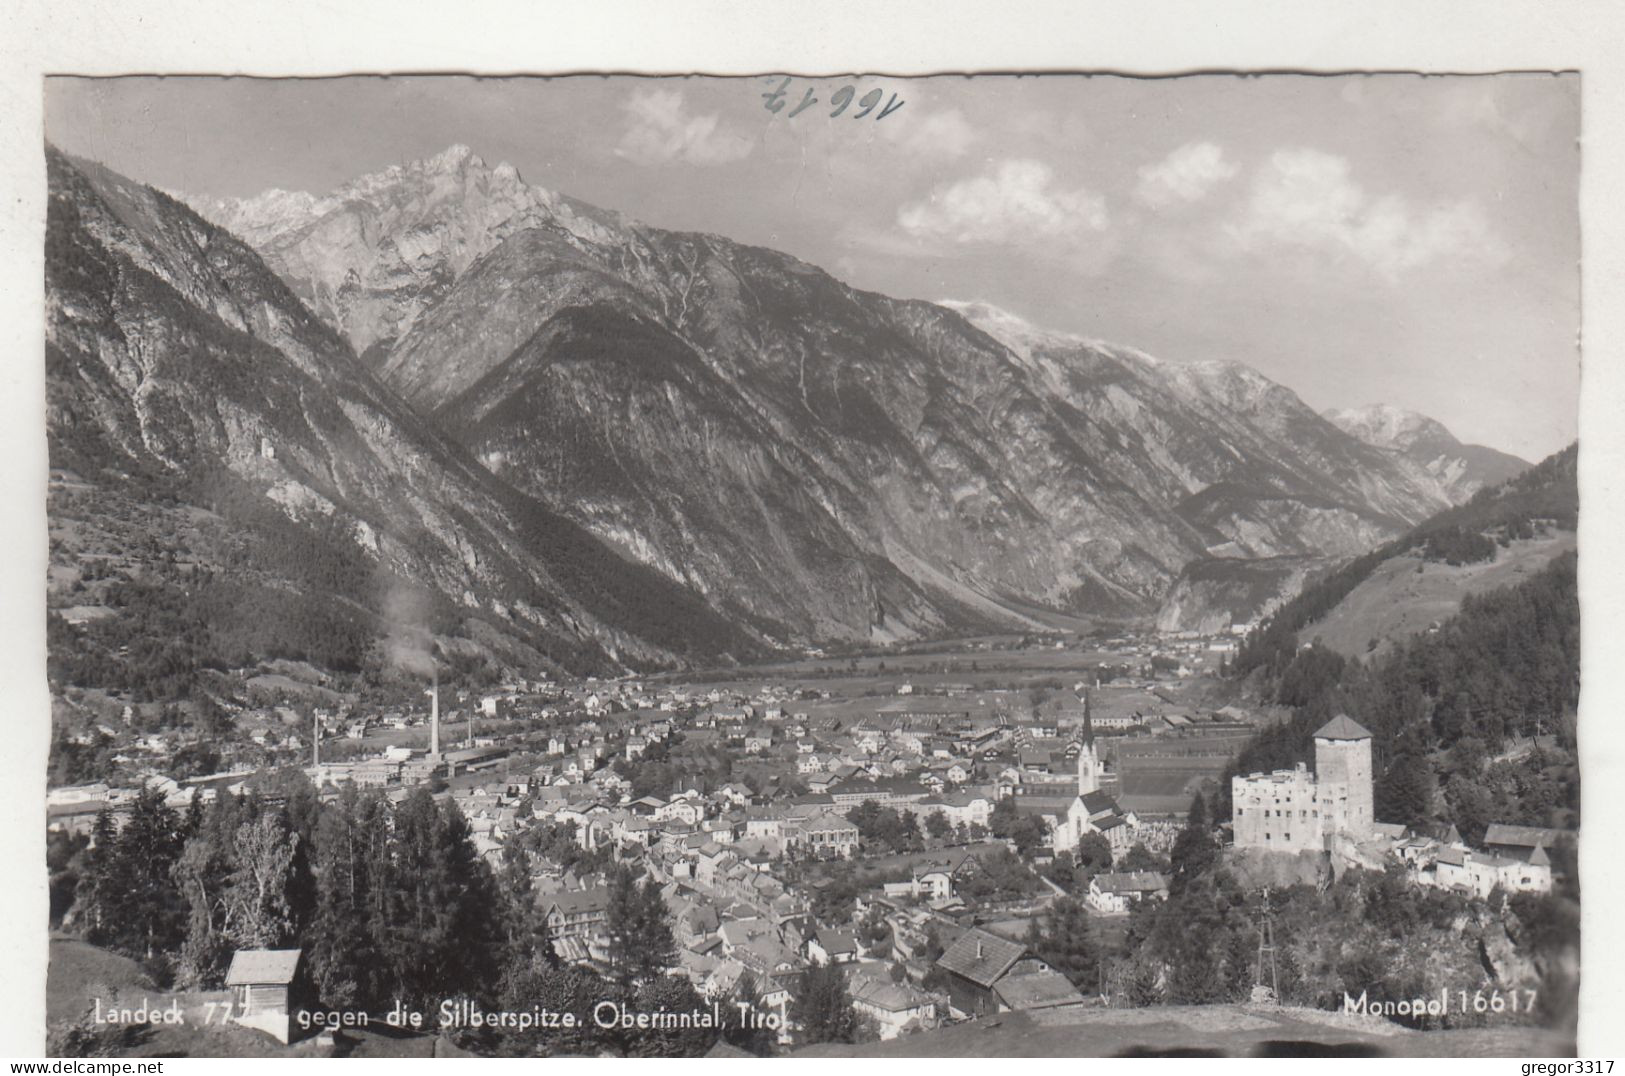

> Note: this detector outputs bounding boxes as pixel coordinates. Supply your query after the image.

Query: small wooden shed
[224,948,302,1043]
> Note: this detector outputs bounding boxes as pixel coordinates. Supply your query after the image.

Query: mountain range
[1323,403,1530,504]
[45,142,1533,676]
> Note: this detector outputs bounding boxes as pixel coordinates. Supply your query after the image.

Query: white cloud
[896,159,1108,246]
[890,108,977,159]
[1135,142,1240,209]
[1433,82,1551,146]
[1225,148,1507,280]
[614,87,753,166]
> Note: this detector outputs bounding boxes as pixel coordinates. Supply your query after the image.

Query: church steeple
[1077,688,1099,796]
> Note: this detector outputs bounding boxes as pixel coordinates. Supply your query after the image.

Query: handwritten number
[763,80,905,122]
[762,77,790,114]
[788,87,819,118]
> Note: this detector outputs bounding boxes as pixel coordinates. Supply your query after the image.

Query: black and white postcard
[6,0,1621,1062]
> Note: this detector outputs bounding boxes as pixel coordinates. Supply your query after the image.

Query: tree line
[57,773,871,1056]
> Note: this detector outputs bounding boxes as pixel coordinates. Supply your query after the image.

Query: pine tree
[116,788,186,960]
[355,789,394,1003]
[76,808,124,944]
[497,841,556,983]
[438,798,505,1001]
[307,786,372,1007]
[1222,927,1258,1001]
[1378,729,1437,828]
[790,962,858,1045]
[280,781,320,938]
[1030,898,1099,991]
[181,792,205,839]
[604,864,676,988]
[1168,792,1216,896]
[388,788,465,1006]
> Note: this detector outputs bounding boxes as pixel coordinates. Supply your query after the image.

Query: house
[631,795,668,817]
[849,974,943,1039]
[543,887,612,947]
[934,928,1083,1017]
[744,809,786,841]
[882,868,955,905]
[1482,824,1574,867]
[1086,871,1169,914]
[806,928,859,966]
[716,783,753,808]
[785,811,859,859]
[1428,845,1552,897]
[992,964,1088,1012]
[656,798,702,826]
[224,949,302,1043]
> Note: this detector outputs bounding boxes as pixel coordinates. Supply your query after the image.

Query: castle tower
[1313,714,1373,838]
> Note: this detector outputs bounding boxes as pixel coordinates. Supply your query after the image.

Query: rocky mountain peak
[1324,403,1529,501]
[1324,403,1451,453]
[427,142,482,170]
[181,144,627,356]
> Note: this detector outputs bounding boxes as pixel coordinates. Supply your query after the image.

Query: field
[1308,532,1575,660]
[669,639,1134,697]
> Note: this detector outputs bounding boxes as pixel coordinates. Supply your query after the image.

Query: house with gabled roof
[1086,870,1170,914]
[933,927,1082,1017]
[1483,823,1574,866]
[849,972,944,1039]
[806,927,859,966]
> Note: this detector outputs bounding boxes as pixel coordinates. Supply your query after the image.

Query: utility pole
[1255,885,1279,1002]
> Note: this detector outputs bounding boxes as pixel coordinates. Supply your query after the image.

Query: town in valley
[46,609,1579,1056]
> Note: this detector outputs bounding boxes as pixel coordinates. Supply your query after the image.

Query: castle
[1230,714,1374,852]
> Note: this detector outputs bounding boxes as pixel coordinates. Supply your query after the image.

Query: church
[1230,714,1374,852]
[1051,697,1139,856]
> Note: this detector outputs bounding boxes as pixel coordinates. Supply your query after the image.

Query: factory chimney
[431,667,441,756]
[313,709,320,768]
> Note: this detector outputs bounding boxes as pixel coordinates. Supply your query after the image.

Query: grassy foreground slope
[796,1005,1574,1058]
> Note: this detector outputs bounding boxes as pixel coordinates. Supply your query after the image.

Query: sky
[45,73,1580,461]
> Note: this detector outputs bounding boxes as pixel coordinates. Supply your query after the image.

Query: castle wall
[1231,764,1324,853]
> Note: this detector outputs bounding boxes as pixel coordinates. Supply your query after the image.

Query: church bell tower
[1077,688,1099,796]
